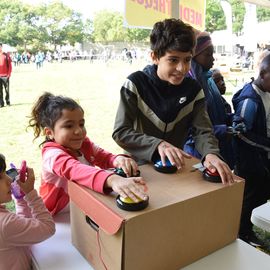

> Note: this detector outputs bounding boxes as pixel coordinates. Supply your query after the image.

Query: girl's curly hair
[28,92,83,144]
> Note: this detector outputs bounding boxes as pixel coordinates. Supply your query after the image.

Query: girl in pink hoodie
[28,92,148,215]
[0,154,55,270]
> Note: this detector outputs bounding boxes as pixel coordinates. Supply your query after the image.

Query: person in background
[185,31,234,169]
[232,53,270,247]
[0,154,55,270]
[28,92,148,215]
[211,68,232,114]
[112,18,233,185]
[0,43,12,107]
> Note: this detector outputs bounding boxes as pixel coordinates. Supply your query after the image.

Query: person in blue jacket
[232,53,270,246]
[184,32,234,168]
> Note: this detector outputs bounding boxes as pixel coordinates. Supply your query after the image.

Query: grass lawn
[1,59,269,253]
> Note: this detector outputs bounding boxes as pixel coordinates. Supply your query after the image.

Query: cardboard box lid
[68,158,244,235]
[68,180,123,235]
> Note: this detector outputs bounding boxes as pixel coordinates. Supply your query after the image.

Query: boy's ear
[259,69,266,78]
[150,51,159,64]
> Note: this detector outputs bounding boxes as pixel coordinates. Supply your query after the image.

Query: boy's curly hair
[150,18,196,59]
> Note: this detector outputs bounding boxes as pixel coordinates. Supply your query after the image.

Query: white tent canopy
[245,0,270,8]
[2,44,17,53]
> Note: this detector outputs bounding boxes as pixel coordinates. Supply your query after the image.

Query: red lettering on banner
[130,0,171,15]
[153,0,158,10]
[179,5,202,27]
[145,0,153,9]
[159,0,165,13]
[189,9,194,23]
[196,12,202,27]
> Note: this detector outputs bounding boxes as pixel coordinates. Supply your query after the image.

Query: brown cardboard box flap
[68,181,123,235]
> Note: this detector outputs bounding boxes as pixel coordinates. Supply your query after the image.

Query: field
[1,59,269,253]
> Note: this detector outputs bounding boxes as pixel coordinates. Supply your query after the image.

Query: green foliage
[229,0,245,35]
[126,28,151,43]
[93,11,125,43]
[205,0,245,35]
[257,6,270,22]
[0,0,87,51]
[35,1,84,48]
[205,0,226,33]
[83,19,94,43]
[0,0,25,46]
[92,10,150,43]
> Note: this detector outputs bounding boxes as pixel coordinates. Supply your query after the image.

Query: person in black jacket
[112,18,234,185]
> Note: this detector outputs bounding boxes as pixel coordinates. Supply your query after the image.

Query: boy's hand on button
[203,154,234,185]
[158,141,191,170]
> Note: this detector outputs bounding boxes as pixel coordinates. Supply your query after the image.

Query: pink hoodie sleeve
[1,190,55,246]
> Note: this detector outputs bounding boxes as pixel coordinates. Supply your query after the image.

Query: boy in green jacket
[112,18,233,184]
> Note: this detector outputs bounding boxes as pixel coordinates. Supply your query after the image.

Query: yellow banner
[180,0,205,30]
[125,0,206,31]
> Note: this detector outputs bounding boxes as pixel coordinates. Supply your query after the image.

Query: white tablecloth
[31,212,92,270]
[251,202,270,232]
[182,239,270,270]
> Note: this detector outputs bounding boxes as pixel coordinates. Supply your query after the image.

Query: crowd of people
[1,18,270,269]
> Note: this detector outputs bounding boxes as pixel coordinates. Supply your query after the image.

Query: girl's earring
[46,135,53,140]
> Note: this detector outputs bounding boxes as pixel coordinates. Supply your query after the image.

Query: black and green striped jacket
[112,64,220,164]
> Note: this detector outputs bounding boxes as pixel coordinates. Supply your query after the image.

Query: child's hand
[17,167,35,195]
[203,154,234,185]
[158,141,191,169]
[106,174,148,202]
[113,156,139,177]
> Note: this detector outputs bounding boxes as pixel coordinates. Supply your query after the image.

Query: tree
[82,18,94,43]
[205,0,226,33]
[257,6,270,22]
[92,10,150,43]
[0,0,26,46]
[17,4,42,50]
[229,0,245,35]
[126,28,150,43]
[92,11,125,43]
[35,1,84,49]
[0,0,86,51]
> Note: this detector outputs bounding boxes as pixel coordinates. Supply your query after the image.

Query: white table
[251,202,270,232]
[31,212,92,270]
[31,214,270,270]
[182,239,270,270]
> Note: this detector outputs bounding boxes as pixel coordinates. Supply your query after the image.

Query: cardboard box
[68,158,244,270]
